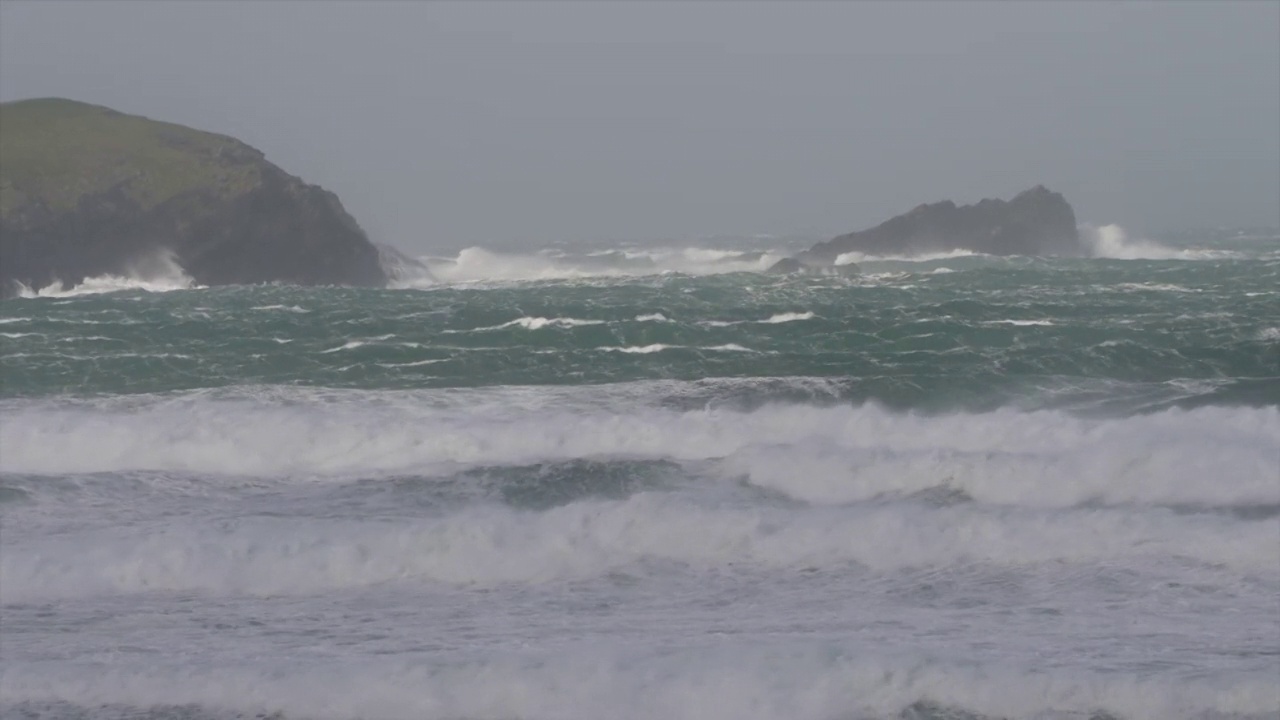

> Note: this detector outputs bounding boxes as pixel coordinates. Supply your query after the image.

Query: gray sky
[2,1,1277,250]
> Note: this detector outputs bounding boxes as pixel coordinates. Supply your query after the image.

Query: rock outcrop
[0,98,387,297]
[770,186,1082,273]
[375,242,435,285]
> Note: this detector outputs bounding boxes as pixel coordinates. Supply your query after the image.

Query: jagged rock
[0,98,387,297]
[769,186,1082,273]
[376,242,435,285]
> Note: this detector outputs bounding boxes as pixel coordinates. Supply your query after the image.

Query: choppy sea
[1,225,1277,720]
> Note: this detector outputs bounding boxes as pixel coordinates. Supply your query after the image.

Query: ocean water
[1,227,1278,720]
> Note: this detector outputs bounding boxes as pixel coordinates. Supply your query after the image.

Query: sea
[1,225,1277,720]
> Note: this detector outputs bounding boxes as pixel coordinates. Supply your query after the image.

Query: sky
[1,1,1277,251]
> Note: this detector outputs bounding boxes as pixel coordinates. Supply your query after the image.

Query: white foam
[761,311,816,324]
[819,225,1246,263]
[2,387,1275,513]
[419,245,787,284]
[0,317,30,324]
[835,249,978,264]
[1116,282,1201,293]
[462,316,606,332]
[4,484,1275,601]
[598,343,672,354]
[1259,327,1280,341]
[250,304,309,313]
[634,313,671,323]
[13,249,199,298]
[376,358,448,368]
[320,340,366,353]
[983,319,1055,326]
[1081,224,1240,260]
[1,646,1274,720]
[698,312,816,327]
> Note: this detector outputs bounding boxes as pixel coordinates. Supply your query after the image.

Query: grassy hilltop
[0,98,261,217]
[0,98,386,295]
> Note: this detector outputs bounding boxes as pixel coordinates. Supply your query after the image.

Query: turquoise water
[4,253,1277,410]
[1,233,1278,720]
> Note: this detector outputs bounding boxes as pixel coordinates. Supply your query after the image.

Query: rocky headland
[770,186,1083,273]
[0,98,388,297]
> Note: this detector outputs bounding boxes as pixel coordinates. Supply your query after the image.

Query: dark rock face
[169,168,388,289]
[770,186,1082,273]
[375,242,436,285]
[0,100,387,297]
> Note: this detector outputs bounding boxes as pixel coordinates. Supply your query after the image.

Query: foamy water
[2,384,1277,719]
[14,249,200,298]
[2,231,1278,720]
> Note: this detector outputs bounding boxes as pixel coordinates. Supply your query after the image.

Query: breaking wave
[403,245,788,285]
[4,483,1274,599]
[835,248,979,265]
[817,225,1243,264]
[13,249,199,298]
[3,386,1275,508]
[1081,224,1240,260]
[6,227,1257,299]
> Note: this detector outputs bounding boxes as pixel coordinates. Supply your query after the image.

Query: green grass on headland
[0,98,264,217]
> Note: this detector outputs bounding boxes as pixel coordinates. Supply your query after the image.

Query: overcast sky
[2,1,1277,250]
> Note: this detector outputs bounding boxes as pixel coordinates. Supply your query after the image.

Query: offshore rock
[0,98,387,297]
[769,185,1082,272]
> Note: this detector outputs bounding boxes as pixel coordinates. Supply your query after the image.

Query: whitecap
[761,311,816,324]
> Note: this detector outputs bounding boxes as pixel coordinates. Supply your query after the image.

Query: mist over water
[2,229,1278,720]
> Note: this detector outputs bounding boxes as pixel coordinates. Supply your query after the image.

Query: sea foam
[1,386,1275,510]
[417,245,787,283]
[13,249,199,298]
[3,644,1275,720]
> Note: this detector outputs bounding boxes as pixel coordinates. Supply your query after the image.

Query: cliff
[771,186,1083,272]
[0,98,387,297]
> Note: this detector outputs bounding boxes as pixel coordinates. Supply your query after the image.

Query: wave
[597,343,672,354]
[6,227,1250,299]
[2,387,1275,511]
[1081,224,1241,260]
[2,647,1275,720]
[249,304,309,313]
[377,241,437,286]
[835,249,979,265]
[762,311,816,323]
[320,340,368,353]
[462,316,607,332]
[404,245,788,285]
[13,249,199,298]
[820,225,1246,264]
[698,311,818,328]
[593,343,761,353]
[4,483,1274,600]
